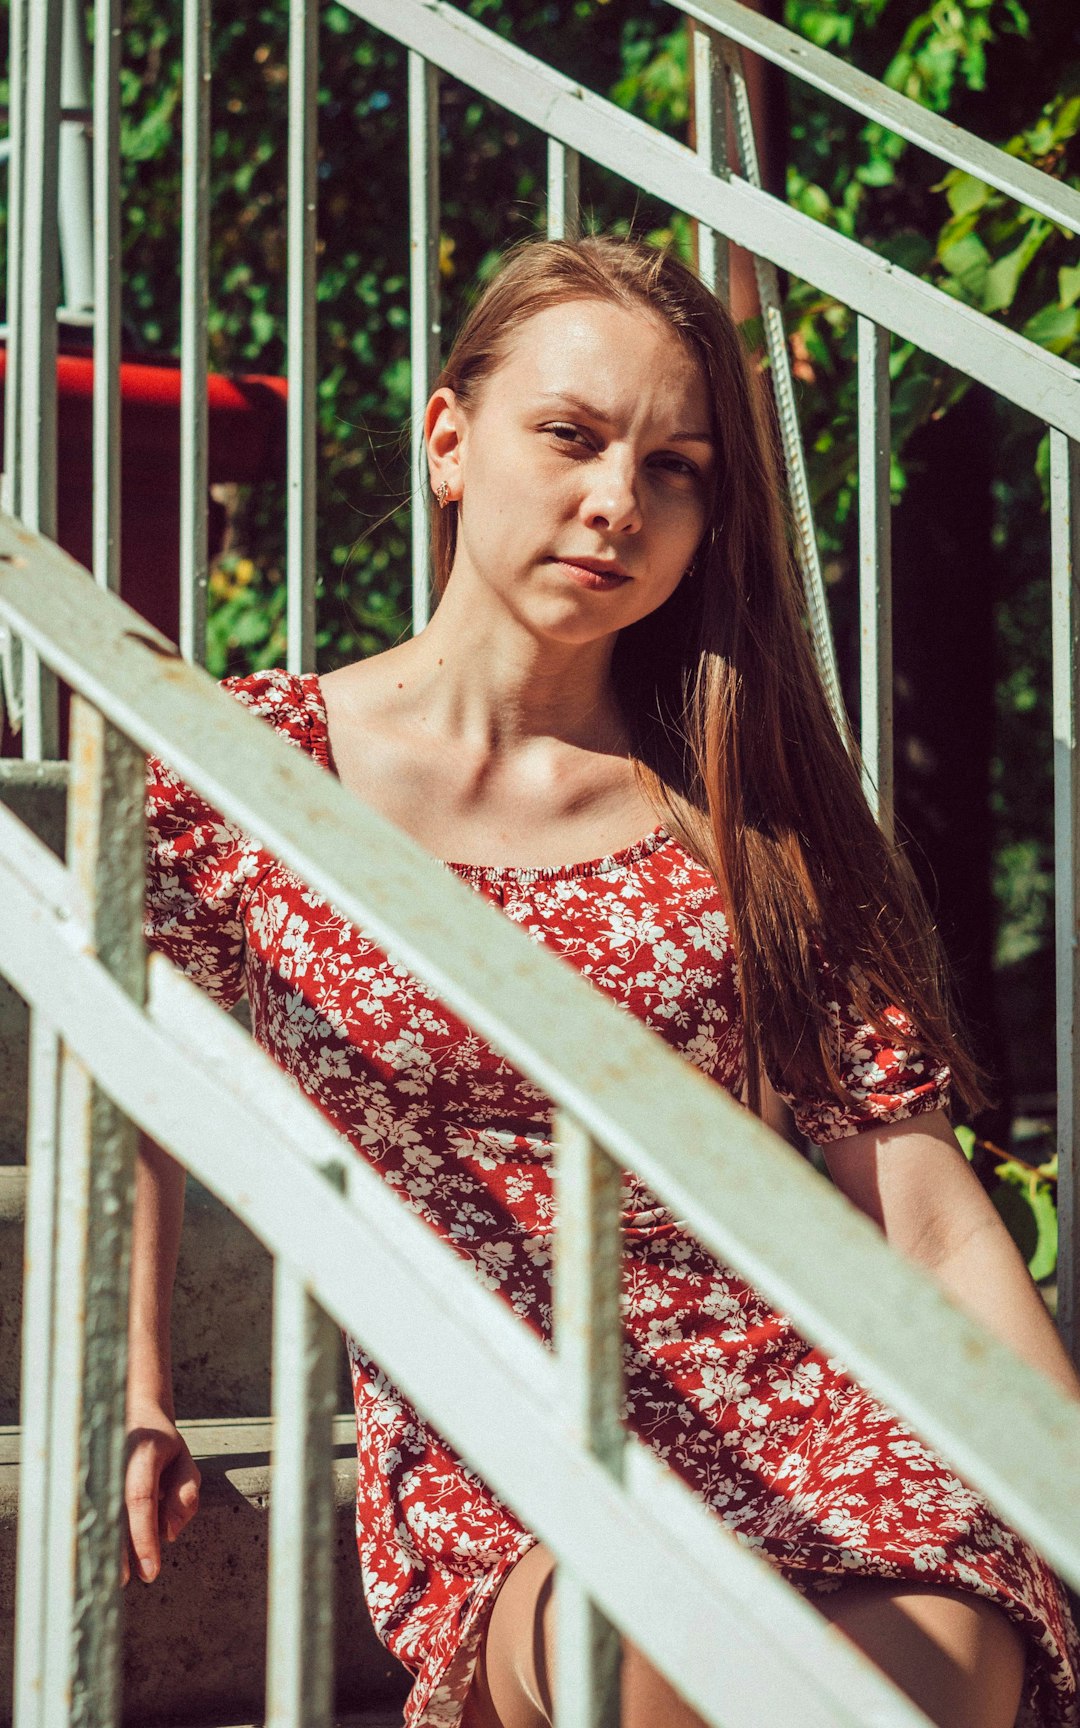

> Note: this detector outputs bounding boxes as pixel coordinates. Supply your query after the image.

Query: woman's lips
[550,558,631,591]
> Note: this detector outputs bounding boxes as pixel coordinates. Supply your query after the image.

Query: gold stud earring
[435,481,450,508]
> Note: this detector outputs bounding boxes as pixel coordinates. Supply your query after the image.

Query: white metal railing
[8,530,1080,1728]
[332,0,1080,1364]
[2,2,1080,1726]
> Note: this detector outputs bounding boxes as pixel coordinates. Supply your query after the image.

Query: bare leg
[460,1543,701,1728]
[461,1545,554,1728]
[817,1579,1026,1728]
[461,1542,1028,1728]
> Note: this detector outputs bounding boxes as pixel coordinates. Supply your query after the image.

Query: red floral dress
[144,667,1079,1728]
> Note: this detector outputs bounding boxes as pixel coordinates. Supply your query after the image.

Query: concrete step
[0,1417,412,1728]
[0,1167,354,1424]
[208,1718,404,1728]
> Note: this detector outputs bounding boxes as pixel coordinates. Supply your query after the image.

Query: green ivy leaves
[955,1124,1058,1283]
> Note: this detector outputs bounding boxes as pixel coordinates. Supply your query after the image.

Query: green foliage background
[107,0,1080,638]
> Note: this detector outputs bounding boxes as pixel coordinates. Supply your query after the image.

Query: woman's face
[428,296,715,646]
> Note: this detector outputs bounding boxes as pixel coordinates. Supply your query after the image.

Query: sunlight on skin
[319,298,718,869]
[462,1542,1026,1728]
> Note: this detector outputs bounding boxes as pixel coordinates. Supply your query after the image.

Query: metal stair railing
[6,528,1080,1728]
[346,0,1080,1364]
[14,0,1077,1345]
[3,2,1080,1726]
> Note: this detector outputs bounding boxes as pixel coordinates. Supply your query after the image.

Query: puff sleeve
[771,964,952,1146]
[142,668,318,1009]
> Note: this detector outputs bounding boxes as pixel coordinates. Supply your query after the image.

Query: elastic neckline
[300,669,672,884]
[442,826,672,885]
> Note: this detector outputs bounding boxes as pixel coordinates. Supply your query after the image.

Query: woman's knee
[464,1543,558,1728]
[464,1541,708,1728]
[466,1549,1028,1728]
[816,1579,1026,1728]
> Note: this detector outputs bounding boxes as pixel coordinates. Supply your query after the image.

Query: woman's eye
[653,454,699,479]
[544,423,592,449]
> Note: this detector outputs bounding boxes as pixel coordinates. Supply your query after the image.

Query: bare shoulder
[319,642,413,728]
[317,643,424,801]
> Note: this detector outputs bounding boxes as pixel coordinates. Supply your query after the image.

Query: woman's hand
[125,1134,193,1584]
[122,1400,201,1586]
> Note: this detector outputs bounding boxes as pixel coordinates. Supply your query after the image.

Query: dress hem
[402,1538,541,1728]
[395,1530,1076,1728]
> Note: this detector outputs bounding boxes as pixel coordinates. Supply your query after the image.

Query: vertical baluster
[59,0,95,320]
[691,25,730,303]
[18,0,62,758]
[857,317,894,841]
[265,1167,345,1728]
[92,0,122,595]
[36,700,145,1728]
[0,0,29,741]
[180,0,210,665]
[20,0,62,541]
[546,139,580,242]
[12,1019,61,1728]
[408,52,440,633]
[286,0,318,674]
[3,0,28,523]
[1051,429,1080,1365]
[553,1112,624,1728]
[721,41,845,739]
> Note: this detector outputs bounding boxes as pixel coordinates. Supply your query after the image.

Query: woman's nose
[581,456,642,535]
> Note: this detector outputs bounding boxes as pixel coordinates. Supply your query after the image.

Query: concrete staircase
[0,774,412,1726]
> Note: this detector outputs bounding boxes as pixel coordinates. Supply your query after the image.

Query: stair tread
[0,1413,357,1471]
[0,1416,412,1724]
[195,1717,403,1728]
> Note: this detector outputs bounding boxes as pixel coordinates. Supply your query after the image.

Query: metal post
[1051,429,1080,1365]
[721,39,845,739]
[553,1113,624,1728]
[31,699,145,1728]
[20,0,62,540]
[408,52,441,632]
[547,139,581,242]
[18,0,63,758]
[92,0,122,595]
[0,0,29,741]
[286,0,319,674]
[3,0,29,522]
[265,1251,342,1728]
[180,0,211,665]
[59,0,95,319]
[857,316,894,840]
[11,1019,62,1728]
[691,24,730,303]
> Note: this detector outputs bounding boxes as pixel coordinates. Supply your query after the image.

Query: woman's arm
[124,1131,201,1584]
[820,1106,1080,1402]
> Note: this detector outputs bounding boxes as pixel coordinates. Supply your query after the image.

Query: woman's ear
[425,385,464,504]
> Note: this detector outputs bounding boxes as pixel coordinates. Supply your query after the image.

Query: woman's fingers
[124,1435,167,1583]
[162,1448,201,1543]
[123,1419,200,1585]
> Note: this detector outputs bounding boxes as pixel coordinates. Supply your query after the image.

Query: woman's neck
[396,576,628,757]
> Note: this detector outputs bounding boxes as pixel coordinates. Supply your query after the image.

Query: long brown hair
[430,236,988,1121]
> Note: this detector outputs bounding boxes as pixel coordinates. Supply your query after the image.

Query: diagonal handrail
[343,0,1080,440]
[2,519,1080,1602]
[0,787,933,1728]
[4,5,1078,1723]
[679,0,1080,239]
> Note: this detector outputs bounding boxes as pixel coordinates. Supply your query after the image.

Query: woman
[129,236,1080,1728]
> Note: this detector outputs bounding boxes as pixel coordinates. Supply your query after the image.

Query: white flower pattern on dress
[143,667,1079,1728]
